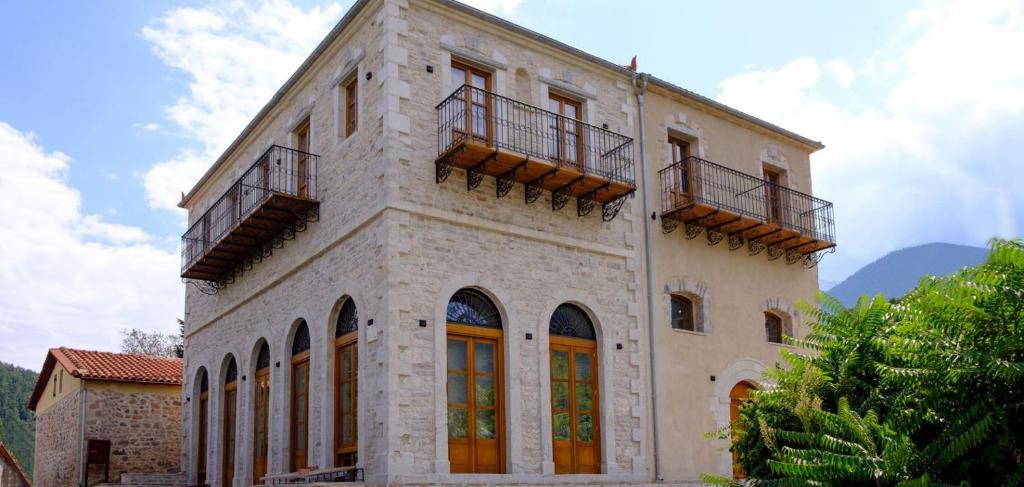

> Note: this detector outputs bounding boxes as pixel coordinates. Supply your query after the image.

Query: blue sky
[1,0,1021,370]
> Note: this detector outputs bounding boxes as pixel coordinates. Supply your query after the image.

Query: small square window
[671,294,699,332]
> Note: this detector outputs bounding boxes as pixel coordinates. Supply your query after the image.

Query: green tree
[707,238,1024,486]
[0,361,37,479]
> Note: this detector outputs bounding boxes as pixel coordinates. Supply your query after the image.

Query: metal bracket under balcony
[659,156,836,268]
[435,85,636,222]
[180,145,320,289]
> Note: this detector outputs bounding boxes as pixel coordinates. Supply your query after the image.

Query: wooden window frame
[765,312,784,344]
[290,351,311,472]
[198,389,209,484]
[670,294,698,332]
[763,166,784,225]
[334,330,358,467]
[344,78,358,138]
[446,323,505,474]
[549,335,601,474]
[223,377,237,486]
[252,366,270,485]
[450,61,493,146]
[293,117,311,199]
[547,92,585,171]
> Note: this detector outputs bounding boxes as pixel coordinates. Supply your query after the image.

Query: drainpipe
[632,72,662,481]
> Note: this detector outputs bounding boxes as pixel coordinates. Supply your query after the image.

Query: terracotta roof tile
[0,441,31,486]
[28,348,182,411]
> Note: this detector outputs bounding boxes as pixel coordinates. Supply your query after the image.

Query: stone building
[0,442,30,487]
[27,348,183,487]
[177,0,835,485]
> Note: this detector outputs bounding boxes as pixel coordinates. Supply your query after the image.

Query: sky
[1,0,1021,370]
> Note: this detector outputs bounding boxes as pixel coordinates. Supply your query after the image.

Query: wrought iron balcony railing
[435,84,635,221]
[659,156,835,265]
[181,145,320,286]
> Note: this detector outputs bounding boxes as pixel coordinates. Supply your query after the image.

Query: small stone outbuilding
[0,441,30,487]
[27,348,183,487]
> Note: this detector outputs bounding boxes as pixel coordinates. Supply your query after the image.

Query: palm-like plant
[707,239,1024,486]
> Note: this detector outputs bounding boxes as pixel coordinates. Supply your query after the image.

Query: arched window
[223,357,238,486]
[549,303,599,474]
[446,288,504,473]
[290,321,311,472]
[334,298,358,467]
[197,368,209,484]
[764,312,783,343]
[730,381,757,478]
[253,342,270,484]
[671,294,704,332]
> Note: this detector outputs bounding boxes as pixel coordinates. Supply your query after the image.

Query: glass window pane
[472,73,487,89]
[553,412,571,440]
[475,376,495,407]
[451,67,465,92]
[448,407,469,439]
[447,373,468,404]
[576,413,593,442]
[342,413,352,444]
[342,348,352,376]
[576,383,593,412]
[474,343,494,372]
[476,409,496,439]
[448,339,467,371]
[552,382,569,410]
[575,353,592,381]
[342,382,352,410]
[552,351,569,379]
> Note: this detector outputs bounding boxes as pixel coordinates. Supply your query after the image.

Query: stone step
[102,471,191,486]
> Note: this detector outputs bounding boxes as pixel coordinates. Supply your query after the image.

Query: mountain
[0,361,36,480]
[828,243,989,307]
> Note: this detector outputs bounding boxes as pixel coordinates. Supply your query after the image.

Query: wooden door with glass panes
[450,63,492,144]
[548,94,584,171]
[294,118,310,198]
[290,354,310,471]
[253,366,270,483]
[550,338,600,474]
[335,333,358,467]
[667,136,693,207]
[447,324,503,473]
[223,380,237,486]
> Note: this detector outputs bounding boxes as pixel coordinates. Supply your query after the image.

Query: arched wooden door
[290,322,311,472]
[334,298,359,467]
[730,381,757,479]
[446,288,504,474]
[252,343,270,484]
[223,358,238,486]
[197,369,209,485]
[549,304,600,474]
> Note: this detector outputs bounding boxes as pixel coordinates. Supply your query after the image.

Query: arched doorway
[446,288,504,473]
[334,298,359,467]
[223,356,238,486]
[252,342,270,484]
[549,303,600,474]
[729,381,757,478]
[290,321,311,472]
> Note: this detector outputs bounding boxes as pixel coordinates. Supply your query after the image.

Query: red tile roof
[0,441,31,486]
[28,347,182,411]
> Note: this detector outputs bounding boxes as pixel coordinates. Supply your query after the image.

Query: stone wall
[82,386,182,482]
[33,391,80,487]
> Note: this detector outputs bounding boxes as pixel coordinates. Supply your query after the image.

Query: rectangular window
[293,118,310,198]
[763,167,783,224]
[344,78,358,138]
[765,313,783,343]
[671,295,696,332]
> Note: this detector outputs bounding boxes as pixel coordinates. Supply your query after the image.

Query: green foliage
[711,238,1024,486]
[0,361,37,479]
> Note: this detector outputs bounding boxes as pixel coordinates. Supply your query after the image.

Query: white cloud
[0,122,182,370]
[717,0,1024,282]
[140,0,345,211]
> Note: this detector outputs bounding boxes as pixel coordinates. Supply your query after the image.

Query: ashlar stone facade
[179,0,831,485]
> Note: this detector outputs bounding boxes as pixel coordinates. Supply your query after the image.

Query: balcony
[659,156,836,267]
[181,145,320,287]
[435,85,636,221]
